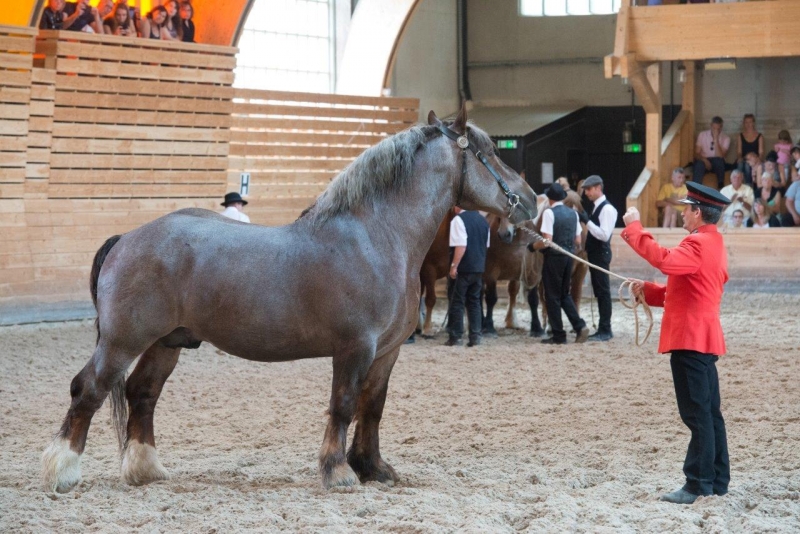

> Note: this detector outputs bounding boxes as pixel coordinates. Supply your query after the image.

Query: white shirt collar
[593,194,607,207]
[551,201,565,207]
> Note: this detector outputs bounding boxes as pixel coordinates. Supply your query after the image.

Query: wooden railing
[228,89,419,226]
[0,29,420,318]
[627,110,692,227]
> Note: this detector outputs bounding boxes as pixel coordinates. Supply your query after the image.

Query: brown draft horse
[41,107,538,493]
[481,215,544,336]
[416,209,453,337]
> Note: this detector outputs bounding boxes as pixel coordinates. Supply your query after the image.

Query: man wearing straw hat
[622,181,731,505]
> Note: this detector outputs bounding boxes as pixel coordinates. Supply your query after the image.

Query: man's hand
[628,278,645,300]
[577,210,589,225]
[794,213,800,226]
[730,193,738,203]
[622,207,640,226]
[449,265,458,279]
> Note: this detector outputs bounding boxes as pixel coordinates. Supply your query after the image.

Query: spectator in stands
[791,146,800,183]
[745,152,764,187]
[163,0,181,40]
[719,169,753,226]
[97,0,114,21]
[179,2,195,43]
[782,179,800,227]
[657,167,688,228]
[63,0,102,33]
[775,130,793,187]
[103,2,135,37]
[755,172,782,210]
[736,114,763,181]
[40,0,67,30]
[764,151,784,189]
[728,209,745,229]
[141,6,168,40]
[693,116,729,190]
[220,193,251,223]
[556,177,571,191]
[746,198,780,228]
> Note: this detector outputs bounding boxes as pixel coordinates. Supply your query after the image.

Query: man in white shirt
[220,192,251,223]
[578,175,618,342]
[445,208,490,347]
[692,116,730,190]
[529,183,589,345]
[719,169,754,226]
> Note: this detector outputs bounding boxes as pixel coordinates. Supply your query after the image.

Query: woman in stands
[790,146,800,183]
[755,172,782,211]
[141,5,167,40]
[737,114,763,183]
[746,198,781,228]
[163,0,181,40]
[179,2,195,43]
[103,1,135,37]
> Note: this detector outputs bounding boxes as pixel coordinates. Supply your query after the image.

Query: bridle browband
[438,125,533,221]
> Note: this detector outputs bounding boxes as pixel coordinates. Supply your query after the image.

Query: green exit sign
[497,139,517,149]
[623,143,643,153]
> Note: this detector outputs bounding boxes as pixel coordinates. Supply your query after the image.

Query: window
[234,0,335,93]
[520,0,622,17]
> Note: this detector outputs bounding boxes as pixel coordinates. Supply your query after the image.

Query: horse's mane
[297,120,496,224]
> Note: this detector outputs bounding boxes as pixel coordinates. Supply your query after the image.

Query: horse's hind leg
[319,344,375,489]
[482,280,498,336]
[42,341,139,493]
[421,272,437,337]
[121,343,181,486]
[347,347,401,486]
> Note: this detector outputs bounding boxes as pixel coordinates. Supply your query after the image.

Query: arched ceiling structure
[1,0,423,96]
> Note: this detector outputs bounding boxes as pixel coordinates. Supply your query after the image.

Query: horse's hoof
[482,328,498,338]
[420,334,435,340]
[529,328,545,338]
[42,438,82,493]
[121,441,170,486]
[322,463,360,489]
[348,453,398,486]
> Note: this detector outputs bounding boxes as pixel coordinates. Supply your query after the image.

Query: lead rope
[517,226,654,347]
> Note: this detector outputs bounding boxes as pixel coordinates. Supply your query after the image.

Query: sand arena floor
[1,293,800,532]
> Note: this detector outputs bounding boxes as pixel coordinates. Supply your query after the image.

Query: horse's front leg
[319,344,375,489]
[505,279,521,329]
[347,346,401,486]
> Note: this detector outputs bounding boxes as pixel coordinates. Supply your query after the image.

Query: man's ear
[452,101,468,134]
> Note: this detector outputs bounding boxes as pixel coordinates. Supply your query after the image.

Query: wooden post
[681,60,696,167]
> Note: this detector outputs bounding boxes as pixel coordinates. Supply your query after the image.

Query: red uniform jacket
[621,221,728,355]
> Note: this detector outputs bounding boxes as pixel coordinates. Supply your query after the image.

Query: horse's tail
[90,234,122,310]
[89,234,128,451]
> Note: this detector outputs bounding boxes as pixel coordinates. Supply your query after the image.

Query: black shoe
[575,327,589,343]
[529,327,545,338]
[660,488,699,504]
[541,337,566,345]
[588,331,613,342]
[467,337,481,347]
[444,337,462,347]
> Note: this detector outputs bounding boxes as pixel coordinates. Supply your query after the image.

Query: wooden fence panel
[228,88,419,225]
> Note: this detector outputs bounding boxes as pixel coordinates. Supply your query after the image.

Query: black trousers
[447,272,483,341]
[588,249,612,334]
[542,253,585,342]
[670,350,730,496]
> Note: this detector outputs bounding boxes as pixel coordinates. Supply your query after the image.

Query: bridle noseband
[438,125,533,221]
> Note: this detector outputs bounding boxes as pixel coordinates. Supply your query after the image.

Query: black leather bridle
[438,125,533,221]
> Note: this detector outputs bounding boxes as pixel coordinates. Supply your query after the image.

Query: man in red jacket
[622,181,731,505]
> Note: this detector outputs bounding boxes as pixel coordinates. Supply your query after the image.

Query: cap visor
[677,198,699,205]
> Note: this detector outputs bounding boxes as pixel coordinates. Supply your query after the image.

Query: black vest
[547,204,577,255]
[585,199,612,255]
[453,211,489,273]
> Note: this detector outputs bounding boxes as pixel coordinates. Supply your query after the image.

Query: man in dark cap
[622,181,732,505]
[220,192,251,223]
[529,182,589,345]
[577,175,618,341]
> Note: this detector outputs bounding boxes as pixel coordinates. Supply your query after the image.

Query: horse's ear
[427,110,441,126]
[452,101,468,134]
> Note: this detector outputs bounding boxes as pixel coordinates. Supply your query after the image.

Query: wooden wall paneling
[228,88,419,226]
